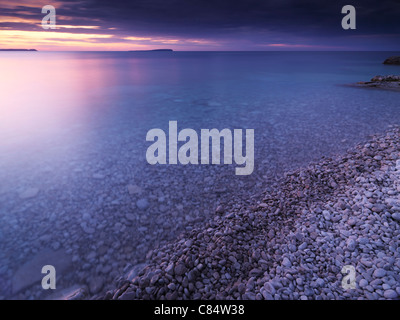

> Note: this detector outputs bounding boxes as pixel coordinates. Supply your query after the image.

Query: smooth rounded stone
[127,184,142,195]
[359,279,368,288]
[125,263,146,281]
[51,241,61,251]
[364,292,376,300]
[304,287,314,297]
[167,283,176,291]
[92,173,105,179]
[215,205,225,215]
[360,259,373,267]
[136,198,149,210]
[195,281,204,289]
[315,278,325,287]
[89,276,104,294]
[165,263,174,275]
[373,268,387,278]
[371,204,385,213]
[392,212,400,221]
[192,292,202,300]
[347,218,357,227]
[370,279,382,287]
[249,268,263,277]
[119,291,137,300]
[296,278,304,286]
[294,232,304,241]
[18,187,39,199]
[346,239,356,252]
[184,240,193,247]
[166,291,178,300]
[150,274,160,285]
[383,289,398,299]
[263,282,276,295]
[243,292,256,300]
[382,283,391,290]
[261,290,273,300]
[238,283,246,294]
[47,285,88,300]
[298,242,307,250]
[174,264,187,276]
[282,257,292,268]
[365,191,373,198]
[81,222,95,234]
[125,213,135,221]
[322,210,331,221]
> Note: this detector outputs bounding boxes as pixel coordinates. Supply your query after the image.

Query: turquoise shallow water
[0,51,400,298]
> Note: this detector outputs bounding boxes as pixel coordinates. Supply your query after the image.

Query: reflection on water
[1,51,400,299]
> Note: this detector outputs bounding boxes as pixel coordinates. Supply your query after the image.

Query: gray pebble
[136,198,149,210]
[373,268,387,278]
[383,289,398,299]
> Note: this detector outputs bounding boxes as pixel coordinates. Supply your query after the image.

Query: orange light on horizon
[0,15,38,24]
[0,29,115,50]
[56,25,101,29]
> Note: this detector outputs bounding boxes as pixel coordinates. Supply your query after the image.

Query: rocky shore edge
[383,56,400,65]
[348,55,400,91]
[351,75,400,92]
[87,126,400,300]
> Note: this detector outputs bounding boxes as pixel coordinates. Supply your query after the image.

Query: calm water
[0,51,400,299]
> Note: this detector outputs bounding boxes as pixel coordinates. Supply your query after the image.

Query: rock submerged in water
[136,198,149,210]
[383,56,400,65]
[19,187,39,199]
[12,248,72,295]
[46,285,88,300]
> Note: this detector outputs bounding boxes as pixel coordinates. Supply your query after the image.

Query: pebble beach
[100,126,400,300]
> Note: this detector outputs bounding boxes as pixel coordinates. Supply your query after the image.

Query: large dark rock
[383,56,400,65]
[350,74,400,91]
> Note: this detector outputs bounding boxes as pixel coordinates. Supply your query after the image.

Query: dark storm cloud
[53,0,400,37]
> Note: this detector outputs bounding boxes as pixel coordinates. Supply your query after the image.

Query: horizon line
[1,49,399,52]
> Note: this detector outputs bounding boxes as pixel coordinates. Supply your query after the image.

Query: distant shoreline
[0,49,37,51]
[127,49,173,52]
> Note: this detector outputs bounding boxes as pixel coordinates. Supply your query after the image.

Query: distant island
[128,49,173,52]
[0,49,37,51]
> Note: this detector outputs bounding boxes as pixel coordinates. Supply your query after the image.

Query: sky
[0,0,400,51]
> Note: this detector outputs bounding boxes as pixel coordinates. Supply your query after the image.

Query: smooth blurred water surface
[1,51,400,192]
[1,51,400,298]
